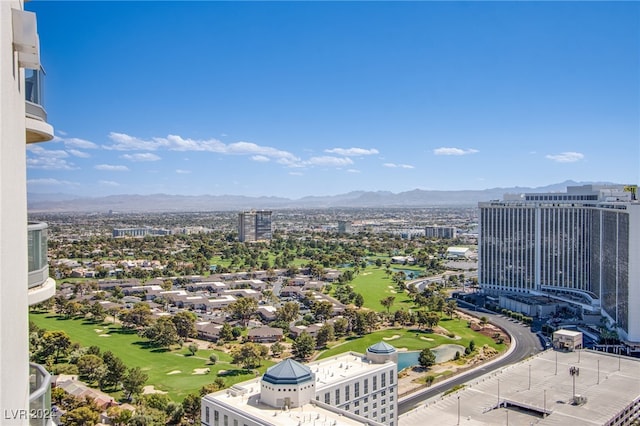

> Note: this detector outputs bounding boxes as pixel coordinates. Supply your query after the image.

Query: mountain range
[27,181,616,213]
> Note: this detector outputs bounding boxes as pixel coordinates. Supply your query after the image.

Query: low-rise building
[553,329,583,351]
[445,246,471,259]
[247,327,284,343]
[202,342,399,426]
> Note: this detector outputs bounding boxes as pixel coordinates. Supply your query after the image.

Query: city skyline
[27,1,639,199]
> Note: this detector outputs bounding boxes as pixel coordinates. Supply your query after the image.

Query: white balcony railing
[25,67,54,143]
[25,67,47,122]
[28,222,55,305]
[28,222,49,289]
[29,363,52,426]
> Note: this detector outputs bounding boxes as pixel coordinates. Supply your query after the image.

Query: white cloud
[433,147,479,156]
[64,137,98,149]
[325,147,379,156]
[102,132,388,170]
[289,171,304,176]
[27,146,76,170]
[27,178,78,186]
[176,169,191,174]
[68,149,91,158]
[545,151,584,163]
[306,156,354,167]
[121,153,161,162]
[98,180,120,186]
[27,145,69,158]
[347,169,361,173]
[383,163,414,169]
[164,134,225,152]
[105,132,167,151]
[94,164,129,171]
[105,132,302,166]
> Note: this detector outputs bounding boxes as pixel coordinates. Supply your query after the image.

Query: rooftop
[310,352,395,390]
[263,359,313,385]
[400,349,640,426]
[367,341,397,355]
[554,329,582,337]
[204,378,380,426]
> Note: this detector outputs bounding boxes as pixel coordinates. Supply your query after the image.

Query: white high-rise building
[1,2,56,424]
[478,184,640,342]
[202,343,399,426]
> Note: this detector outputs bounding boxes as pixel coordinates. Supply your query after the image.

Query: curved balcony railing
[28,222,49,289]
[29,363,52,426]
[25,67,47,122]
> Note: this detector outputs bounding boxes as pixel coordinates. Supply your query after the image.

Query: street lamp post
[569,366,580,402]
[457,396,460,426]
[543,389,546,418]
[528,364,531,390]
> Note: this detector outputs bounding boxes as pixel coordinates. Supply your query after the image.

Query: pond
[397,344,466,370]
[391,268,423,279]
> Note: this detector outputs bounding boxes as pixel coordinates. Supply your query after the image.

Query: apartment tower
[238,210,272,242]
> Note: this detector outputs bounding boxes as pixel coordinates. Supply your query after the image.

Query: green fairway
[29,313,274,401]
[316,317,506,360]
[346,267,415,312]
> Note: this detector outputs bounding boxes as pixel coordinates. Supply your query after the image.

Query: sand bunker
[192,368,211,375]
[420,337,434,341]
[94,329,103,333]
[99,334,110,337]
[167,370,181,375]
[142,385,167,395]
[383,335,401,341]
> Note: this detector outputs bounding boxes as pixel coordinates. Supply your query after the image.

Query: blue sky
[26,1,639,199]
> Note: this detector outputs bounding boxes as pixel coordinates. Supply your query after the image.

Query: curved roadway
[398,304,543,415]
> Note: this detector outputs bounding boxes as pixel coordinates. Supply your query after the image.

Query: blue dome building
[260,359,316,408]
[366,341,398,365]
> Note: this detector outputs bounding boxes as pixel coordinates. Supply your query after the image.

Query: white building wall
[315,363,397,426]
[626,204,640,342]
[260,380,315,409]
[0,1,30,420]
[202,402,264,426]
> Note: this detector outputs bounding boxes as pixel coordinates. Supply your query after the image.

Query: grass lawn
[344,266,415,312]
[316,317,506,360]
[29,312,274,401]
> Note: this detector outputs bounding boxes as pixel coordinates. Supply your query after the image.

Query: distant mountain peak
[27,181,621,213]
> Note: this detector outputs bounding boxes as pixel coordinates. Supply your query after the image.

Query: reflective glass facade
[479,186,638,339]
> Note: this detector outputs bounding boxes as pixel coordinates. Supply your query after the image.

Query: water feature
[397,344,466,370]
[390,268,423,279]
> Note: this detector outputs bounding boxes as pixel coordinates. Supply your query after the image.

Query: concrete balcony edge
[26,115,54,143]
[28,277,56,306]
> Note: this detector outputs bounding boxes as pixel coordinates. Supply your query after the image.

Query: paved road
[398,305,542,415]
